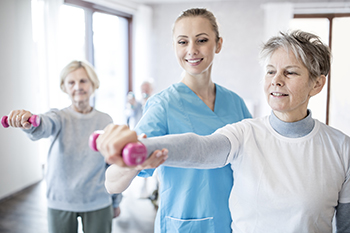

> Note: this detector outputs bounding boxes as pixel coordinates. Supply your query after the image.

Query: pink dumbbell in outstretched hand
[89,131,147,166]
[1,115,40,128]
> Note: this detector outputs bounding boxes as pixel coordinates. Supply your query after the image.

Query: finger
[137,133,147,139]
[20,111,32,128]
[150,149,168,167]
[8,110,20,127]
[135,149,168,170]
[98,125,122,162]
[8,110,32,128]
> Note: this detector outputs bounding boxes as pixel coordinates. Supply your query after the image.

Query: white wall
[0,0,42,199]
[141,0,350,117]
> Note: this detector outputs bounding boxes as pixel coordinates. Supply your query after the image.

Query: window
[290,14,350,136]
[93,12,129,124]
[57,0,132,124]
[31,0,132,164]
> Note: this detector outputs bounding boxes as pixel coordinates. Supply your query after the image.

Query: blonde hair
[60,60,100,92]
[173,8,220,43]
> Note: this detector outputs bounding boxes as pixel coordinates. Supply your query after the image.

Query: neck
[181,74,215,98]
[269,110,315,138]
[181,78,216,111]
[71,102,92,114]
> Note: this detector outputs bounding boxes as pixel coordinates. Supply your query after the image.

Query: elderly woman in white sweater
[97,30,350,233]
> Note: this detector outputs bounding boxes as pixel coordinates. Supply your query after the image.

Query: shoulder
[40,108,62,119]
[216,84,247,106]
[316,120,350,143]
[150,84,181,100]
[215,84,252,118]
[90,109,113,126]
[215,116,266,136]
[216,84,241,98]
[94,109,112,118]
[144,84,182,108]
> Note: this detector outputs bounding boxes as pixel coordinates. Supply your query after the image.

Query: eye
[266,70,275,76]
[197,38,208,44]
[178,40,187,45]
[68,81,74,85]
[284,71,298,76]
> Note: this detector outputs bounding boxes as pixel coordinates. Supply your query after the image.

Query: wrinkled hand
[7,110,33,129]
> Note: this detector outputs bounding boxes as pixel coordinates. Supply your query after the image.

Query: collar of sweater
[269,110,315,138]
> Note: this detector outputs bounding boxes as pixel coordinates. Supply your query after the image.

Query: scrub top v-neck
[135,82,251,233]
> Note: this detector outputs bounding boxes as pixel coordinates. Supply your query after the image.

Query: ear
[61,84,67,93]
[215,37,223,54]
[310,75,326,97]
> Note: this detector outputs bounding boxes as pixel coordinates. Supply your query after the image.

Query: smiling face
[63,67,94,113]
[173,16,222,78]
[264,47,325,122]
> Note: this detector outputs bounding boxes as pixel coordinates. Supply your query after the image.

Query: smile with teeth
[186,58,203,63]
[271,92,288,96]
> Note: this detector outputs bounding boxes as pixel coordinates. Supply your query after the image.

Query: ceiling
[114,0,260,5]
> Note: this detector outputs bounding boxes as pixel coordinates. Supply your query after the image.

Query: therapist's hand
[135,148,168,171]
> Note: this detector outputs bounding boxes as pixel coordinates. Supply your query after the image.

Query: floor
[0,177,157,233]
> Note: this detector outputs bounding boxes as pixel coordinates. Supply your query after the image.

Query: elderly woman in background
[6,60,120,233]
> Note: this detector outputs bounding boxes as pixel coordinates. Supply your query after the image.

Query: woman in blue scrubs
[103,8,251,232]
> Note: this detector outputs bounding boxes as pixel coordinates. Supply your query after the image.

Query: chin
[74,97,88,102]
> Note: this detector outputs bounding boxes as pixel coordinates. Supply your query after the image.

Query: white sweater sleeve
[139,133,231,169]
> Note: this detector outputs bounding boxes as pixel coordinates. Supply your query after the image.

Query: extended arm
[140,132,231,169]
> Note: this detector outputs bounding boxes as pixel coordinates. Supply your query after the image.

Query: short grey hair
[260,30,331,81]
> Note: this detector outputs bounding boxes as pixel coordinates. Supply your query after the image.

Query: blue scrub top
[135,82,251,233]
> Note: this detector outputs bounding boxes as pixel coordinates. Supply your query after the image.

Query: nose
[73,82,82,90]
[271,72,284,87]
[187,42,199,56]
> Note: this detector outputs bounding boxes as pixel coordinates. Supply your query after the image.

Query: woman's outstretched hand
[4,110,35,129]
[96,124,168,168]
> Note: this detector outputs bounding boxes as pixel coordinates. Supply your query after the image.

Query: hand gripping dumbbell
[89,131,147,166]
[1,115,40,128]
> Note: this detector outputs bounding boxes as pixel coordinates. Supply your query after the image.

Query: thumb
[23,122,31,129]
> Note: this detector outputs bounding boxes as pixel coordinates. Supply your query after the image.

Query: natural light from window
[329,17,350,136]
[93,12,128,124]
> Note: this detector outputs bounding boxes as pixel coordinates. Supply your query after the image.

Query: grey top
[23,107,115,212]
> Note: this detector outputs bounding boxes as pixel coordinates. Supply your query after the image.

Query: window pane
[93,12,129,124]
[58,5,86,69]
[289,18,329,123]
[52,5,86,109]
[329,17,350,135]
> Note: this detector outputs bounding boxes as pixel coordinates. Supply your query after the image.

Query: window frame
[293,13,350,125]
[64,0,133,92]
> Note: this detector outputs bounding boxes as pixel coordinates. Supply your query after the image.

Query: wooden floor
[0,177,157,233]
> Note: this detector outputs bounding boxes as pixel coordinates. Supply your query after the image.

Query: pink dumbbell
[89,131,147,166]
[1,115,40,128]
